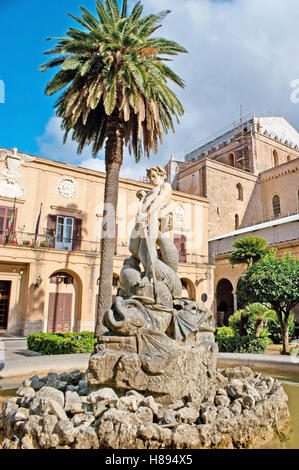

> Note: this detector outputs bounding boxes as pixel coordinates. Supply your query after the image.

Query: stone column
[233,291,238,312]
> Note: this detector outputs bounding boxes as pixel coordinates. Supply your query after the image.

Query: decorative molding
[0,196,25,204]
[50,205,82,214]
[56,177,78,199]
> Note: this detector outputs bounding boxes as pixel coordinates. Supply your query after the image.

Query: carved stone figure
[56,177,78,199]
[87,165,217,403]
[0,148,34,198]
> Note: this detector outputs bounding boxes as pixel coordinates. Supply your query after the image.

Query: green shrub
[267,314,296,344]
[215,327,234,352]
[27,331,96,355]
[215,327,268,354]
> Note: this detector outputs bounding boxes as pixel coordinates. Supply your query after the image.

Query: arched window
[227,153,235,166]
[235,214,239,230]
[273,150,279,167]
[272,195,281,218]
[50,272,73,284]
[287,155,291,162]
[236,183,243,201]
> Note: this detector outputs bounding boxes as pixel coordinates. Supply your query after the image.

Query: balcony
[0,230,208,265]
[0,230,124,255]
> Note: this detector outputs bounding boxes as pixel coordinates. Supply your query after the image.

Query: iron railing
[0,229,208,265]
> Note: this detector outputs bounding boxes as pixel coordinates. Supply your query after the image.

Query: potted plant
[22,240,31,246]
[40,241,49,248]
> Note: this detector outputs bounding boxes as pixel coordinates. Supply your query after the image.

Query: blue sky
[0,0,103,161]
[1,0,299,179]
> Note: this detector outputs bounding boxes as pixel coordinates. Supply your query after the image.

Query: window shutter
[180,234,187,262]
[174,234,187,263]
[0,207,6,243]
[0,206,18,242]
[72,218,82,251]
[47,215,57,248]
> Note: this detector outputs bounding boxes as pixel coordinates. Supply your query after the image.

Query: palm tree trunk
[254,318,263,337]
[95,120,124,338]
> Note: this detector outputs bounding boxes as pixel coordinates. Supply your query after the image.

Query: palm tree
[229,236,270,267]
[40,0,187,337]
[231,303,276,337]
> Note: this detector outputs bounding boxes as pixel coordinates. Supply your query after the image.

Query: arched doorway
[47,270,82,333]
[180,278,196,300]
[216,278,234,326]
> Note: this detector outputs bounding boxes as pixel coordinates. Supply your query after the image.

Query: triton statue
[87,165,217,403]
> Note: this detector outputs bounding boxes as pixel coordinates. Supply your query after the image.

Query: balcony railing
[0,230,208,265]
[1,230,104,254]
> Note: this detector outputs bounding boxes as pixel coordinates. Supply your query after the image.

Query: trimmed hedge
[27,331,97,355]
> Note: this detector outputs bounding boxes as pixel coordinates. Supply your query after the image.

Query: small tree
[237,253,299,354]
[229,236,271,267]
[230,303,276,338]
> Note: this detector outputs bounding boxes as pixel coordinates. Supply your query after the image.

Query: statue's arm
[148,182,172,213]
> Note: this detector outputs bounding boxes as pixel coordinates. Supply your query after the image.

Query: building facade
[0,148,214,335]
[165,115,299,323]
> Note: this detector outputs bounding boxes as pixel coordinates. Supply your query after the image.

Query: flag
[34,203,43,242]
[6,198,16,243]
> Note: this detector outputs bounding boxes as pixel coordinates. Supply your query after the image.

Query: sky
[1,0,299,180]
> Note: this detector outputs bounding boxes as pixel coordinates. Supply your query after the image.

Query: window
[174,234,187,262]
[287,155,291,162]
[272,195,281,218]
[273,150,279,167]
[235,214,239,230]
[50,272,74,284]
[227,153,235,166]
[236,183,243,201]
[47,215,82,251]
[0,205,17,243]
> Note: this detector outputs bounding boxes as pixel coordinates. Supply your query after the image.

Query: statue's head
[146,166,167,186]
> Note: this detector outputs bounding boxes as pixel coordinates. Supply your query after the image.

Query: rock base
[86,343,218,405]
[0,366,291,450]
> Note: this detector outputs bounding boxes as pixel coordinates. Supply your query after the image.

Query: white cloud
[36,116,168,181]
[36,116,95,164]
[36,0,299,174]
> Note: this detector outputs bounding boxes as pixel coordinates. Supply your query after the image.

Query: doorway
[0,280,11,330]
[47,292,72,333]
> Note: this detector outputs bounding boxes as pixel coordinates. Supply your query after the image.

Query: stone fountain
[0,166,291,449]
[87,166,217,404]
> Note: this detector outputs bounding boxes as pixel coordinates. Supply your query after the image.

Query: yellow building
[0,148,214,335]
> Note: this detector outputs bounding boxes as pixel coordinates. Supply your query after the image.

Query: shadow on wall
[24,284,45,335]
[241,181,263,228]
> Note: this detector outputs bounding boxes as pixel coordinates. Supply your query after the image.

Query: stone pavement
[0,336,89,383]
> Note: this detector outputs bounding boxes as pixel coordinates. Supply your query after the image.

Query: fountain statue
[0,165,291,450]
[87,166,218,403]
